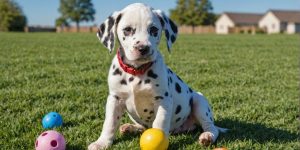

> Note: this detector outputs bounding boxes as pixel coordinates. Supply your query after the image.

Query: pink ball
[35,130,66,150]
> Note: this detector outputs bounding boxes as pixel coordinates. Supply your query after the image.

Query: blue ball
[42,112,63,129]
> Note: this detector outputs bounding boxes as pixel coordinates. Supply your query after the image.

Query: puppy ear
[97,12,122,53]
[153,9,178,52]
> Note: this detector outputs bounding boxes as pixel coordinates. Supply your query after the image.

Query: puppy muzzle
[133,45,150,56]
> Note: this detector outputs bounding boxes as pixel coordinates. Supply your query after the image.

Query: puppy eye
[123,27,133,36]
[149,26,158,37]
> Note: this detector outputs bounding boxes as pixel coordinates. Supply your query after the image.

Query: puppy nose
[138,45,150,55]
[134,43,150,55]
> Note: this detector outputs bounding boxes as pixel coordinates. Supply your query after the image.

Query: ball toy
[42,112,63,129]
[35,130,66,150]
[140,128,169,150]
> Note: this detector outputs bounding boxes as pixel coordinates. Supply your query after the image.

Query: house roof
[269,10,300,23]
[224,12,263,25]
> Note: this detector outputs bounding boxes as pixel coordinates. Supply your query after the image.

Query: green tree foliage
[55,17,69,27]
[170,0,216,32]
[0,0,27,31]
[58,0,95,32]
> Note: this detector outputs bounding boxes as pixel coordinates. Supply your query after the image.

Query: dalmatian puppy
[88,3,226,150]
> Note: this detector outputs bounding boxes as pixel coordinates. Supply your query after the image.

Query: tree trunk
[192,25,195,34]
[76,21,80,33]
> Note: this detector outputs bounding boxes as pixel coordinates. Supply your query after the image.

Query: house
[259,10,300,34]
[215,12,263,34]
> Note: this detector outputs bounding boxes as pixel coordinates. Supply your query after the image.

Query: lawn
[0,33,299,150]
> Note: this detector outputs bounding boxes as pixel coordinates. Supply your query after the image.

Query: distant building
[259,10,300,34]
[215,12,263,34]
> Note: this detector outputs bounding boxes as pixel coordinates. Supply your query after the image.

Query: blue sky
[15,0,300,26]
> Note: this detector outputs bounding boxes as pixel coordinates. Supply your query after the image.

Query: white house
[215,12,263,34]
[259,10,300,34]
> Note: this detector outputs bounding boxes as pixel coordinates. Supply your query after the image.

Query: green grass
[0,33,299,150]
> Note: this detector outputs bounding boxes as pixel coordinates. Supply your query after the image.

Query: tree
[58,0,95,32]
[0,0,27,31]
[170,0,216,33]
[170,0,187,26]
[55,17,69,31]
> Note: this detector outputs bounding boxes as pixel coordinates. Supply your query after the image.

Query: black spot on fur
[147,70,158,79]
[149,110,154,114]
[123,37,125,41]
[129,76,134,82]
[158,15,165,27]
[176,75,183,82]
[169,77,173,83]
[113,68,122,75]
[165,30,170,40]
[175,83,181,93]
[109,32,114,50]
[120,79,127,85]
[103,35,109,47]
[208,108,211,112]
[144,109,148,112]
[114,95,120,100]
[189,97,193,107]
[206,112,208,116]
[138,80,142,85]
[171,35,176,43]
[147,116,151,119]
[98,23,105,38]
[210,117,213,122]
[163,16,169,23]
[176,117,181,122]
[175,105,181,114]
[189,87,193,93]
[168,68,173,74]
[117,116,120,119]
[143,124,149,128]
[156,84,159,87]
[132,28,136,35]
[115,14,122,25]
[169,19,178,33]
[155,96,164,100]
[107,16,115,33]
[164,92,168,97]
[112,65,115,69]
[144,79,151,84]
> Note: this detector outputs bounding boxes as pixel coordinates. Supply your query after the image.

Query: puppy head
[97,3,178,64]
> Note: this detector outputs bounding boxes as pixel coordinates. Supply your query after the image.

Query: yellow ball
[140,128,169,150]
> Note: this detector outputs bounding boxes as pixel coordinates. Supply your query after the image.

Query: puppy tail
[216,126,229,133]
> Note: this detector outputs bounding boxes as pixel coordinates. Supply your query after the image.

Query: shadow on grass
[67,144,85,150]
[81,119,299,150]
[169,128,203,149]
[215,118,299,143]
[63,120,80,128]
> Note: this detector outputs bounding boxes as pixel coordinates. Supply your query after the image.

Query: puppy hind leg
[191,92,219,146]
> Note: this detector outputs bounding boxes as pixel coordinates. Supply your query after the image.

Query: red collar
[117,49,153,76]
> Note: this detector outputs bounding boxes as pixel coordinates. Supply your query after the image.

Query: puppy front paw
[199,132,213,146]
[119,123,145,134]
[88,141,111,150]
